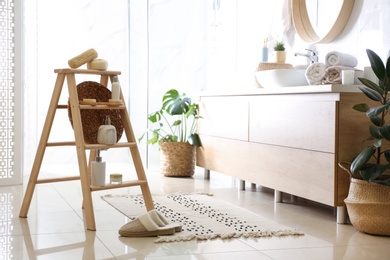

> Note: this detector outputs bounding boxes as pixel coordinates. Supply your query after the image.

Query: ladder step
[46,142,137,149]
[85,143,137,149]
[79,104,126,110]
[36,176,80,184]
[90,180,148,191]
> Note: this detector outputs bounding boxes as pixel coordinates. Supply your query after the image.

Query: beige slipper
[119,212,176,237]
[148,209,183,232]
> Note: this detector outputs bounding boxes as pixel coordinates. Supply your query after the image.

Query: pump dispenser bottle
[91,149,106,186]
[111,76,121,100]
[97,115,117,144]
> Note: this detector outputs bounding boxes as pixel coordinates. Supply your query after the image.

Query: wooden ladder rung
[79,105,126,110]
[36,176,80,184]
[45,142,137,149]
[47,142,76,147]
[90,180,148,191]
[85,143,137,149]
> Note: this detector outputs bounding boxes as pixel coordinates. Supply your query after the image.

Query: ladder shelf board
[79,104,126,109]
[54,68,121,76]
[46,142,137,149]
[85,143,137,149]
[90,180,148,191]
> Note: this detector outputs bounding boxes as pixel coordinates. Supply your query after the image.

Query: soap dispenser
[91,149,106,187]
[97,115,117,145]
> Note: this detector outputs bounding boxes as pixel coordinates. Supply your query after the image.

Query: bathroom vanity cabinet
[196,85,373,223]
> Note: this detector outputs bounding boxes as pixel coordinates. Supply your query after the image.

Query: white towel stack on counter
[305,51,362,85]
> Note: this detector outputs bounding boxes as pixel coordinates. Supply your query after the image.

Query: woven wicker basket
[339,162,390,236]
[68,81,123,144]
[160,142,196,177]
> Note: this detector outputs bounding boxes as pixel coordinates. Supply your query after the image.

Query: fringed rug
[101,193,304,243]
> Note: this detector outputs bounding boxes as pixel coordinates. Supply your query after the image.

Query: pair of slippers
[119,209,182,237]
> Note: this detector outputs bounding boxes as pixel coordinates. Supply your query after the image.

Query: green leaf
[369,116,382,126]
[350,146,376,173]
[380,125,390,141]
[138,132,146,143]
[186,103,198,118]
[373,178,390,186]
[384,149,390,163]
[188,133,202,147]
[367,49,386,81]
[171,120,182,127]
[366,105,386,118]
[148,111,162,123]
[353,103,370,112]
[146,131,159,145]
[369,125,381,139]
[358,77,384,94]
[359,163,386,181]
[168,97,191,115]
[358,86,382,102]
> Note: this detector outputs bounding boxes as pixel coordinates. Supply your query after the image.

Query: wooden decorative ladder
[19,68,154,231]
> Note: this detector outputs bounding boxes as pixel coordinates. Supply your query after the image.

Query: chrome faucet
[294,49,319,64]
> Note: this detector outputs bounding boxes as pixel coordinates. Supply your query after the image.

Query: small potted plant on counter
[274,41,286,63]
[339,49,390,236]
[139,89,201,177]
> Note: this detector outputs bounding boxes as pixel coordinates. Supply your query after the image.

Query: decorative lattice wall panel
[0,0,15,182]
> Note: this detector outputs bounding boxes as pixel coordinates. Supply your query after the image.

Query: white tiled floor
[2,167,390,260]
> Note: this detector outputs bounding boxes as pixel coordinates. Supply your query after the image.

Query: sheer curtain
[23,0,133,176]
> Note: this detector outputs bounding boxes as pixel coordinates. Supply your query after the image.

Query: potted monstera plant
[339,49,390,236]
[139,89,201,177]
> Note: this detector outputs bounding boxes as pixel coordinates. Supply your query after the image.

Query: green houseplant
[139,89,201,177]
[350,49,390,186]
[274,41,285,51]
[274,41,286,63]
[339,49,390,236]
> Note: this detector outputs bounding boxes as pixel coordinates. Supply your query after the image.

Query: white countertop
[198,84,363,97]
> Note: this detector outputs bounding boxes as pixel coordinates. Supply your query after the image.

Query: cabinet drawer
[198,96,249,141]
[249,95,337,153]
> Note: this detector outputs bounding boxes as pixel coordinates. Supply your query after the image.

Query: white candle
[342,70,355,85]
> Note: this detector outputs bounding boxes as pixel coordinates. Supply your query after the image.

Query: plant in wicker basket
[139,89,201,177]
[350,49,390,186]
[339,49,390,236]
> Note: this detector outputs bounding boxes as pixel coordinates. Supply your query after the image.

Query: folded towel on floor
[322,66,363,84]
[325,51,358,67]
[305,62,327,85]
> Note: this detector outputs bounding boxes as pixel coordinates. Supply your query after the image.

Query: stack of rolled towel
[305,51,361,85]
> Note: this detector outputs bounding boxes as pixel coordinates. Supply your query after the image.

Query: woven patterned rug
[101,193,304,243]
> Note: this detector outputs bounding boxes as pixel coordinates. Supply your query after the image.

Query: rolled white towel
[305,62,326,85]
[325,51,358,67]
[322,65,363,84]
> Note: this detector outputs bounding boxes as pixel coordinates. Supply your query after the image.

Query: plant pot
[339,162,390,236]
[275,51,286,63]
[159,142,196,177]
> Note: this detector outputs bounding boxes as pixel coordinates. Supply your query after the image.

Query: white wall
[143,0,390,169]
[24,0,390,172]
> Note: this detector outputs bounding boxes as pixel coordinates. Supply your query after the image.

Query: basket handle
[338,161,353,178]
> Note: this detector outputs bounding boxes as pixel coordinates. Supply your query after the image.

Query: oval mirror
[292,0,355,44]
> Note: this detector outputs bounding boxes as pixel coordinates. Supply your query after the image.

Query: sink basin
[255,69,308,88]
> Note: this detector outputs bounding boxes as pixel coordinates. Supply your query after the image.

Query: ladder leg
[67,73,96,231]
[20,74,66,218]
[120,98,154,211]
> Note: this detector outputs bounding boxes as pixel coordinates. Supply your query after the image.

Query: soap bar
[87,59,108,70]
